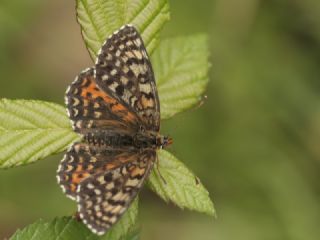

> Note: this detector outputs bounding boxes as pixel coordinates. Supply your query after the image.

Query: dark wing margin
[95,24,160,131]
[65,68,140,133]
[76,149,156,235]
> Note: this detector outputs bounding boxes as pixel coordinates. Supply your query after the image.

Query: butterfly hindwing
[57,143,96,200]
[76,150,156,235]
[65,68,140,133]
[57,142,141,200]
[95,25,160,131]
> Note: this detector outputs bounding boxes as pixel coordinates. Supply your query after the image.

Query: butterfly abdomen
[84,132,134,147]
[83,131,162,149]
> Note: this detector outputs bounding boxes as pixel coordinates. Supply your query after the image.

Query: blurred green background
[1,0,320,239]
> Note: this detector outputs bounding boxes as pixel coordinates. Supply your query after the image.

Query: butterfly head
[158,135,173,149]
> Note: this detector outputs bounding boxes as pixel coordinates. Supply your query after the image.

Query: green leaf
[147,150,215,216]
[76,0,170,59]
[10,199,138,240]
[10,218,91,240]
[0,99,79,169]
[153,34,210,119]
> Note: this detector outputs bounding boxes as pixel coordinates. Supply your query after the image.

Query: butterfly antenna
[191,95,207,112]
[198,95,207,109]
[156,154,167,185]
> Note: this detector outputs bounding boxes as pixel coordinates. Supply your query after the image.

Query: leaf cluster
[0,0,214,239]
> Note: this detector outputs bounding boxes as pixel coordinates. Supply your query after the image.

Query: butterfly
[56,24,172,235]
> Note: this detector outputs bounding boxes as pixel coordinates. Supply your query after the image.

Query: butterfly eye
[162,136,173,147]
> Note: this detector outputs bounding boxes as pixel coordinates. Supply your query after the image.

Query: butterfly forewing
[95,25,160,131]
[65,68,140,133]
[57,143,99,200]
[77,150,155,235]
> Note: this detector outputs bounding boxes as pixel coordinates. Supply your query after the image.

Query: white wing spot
[94,205,101,212]
[72,97,80,106]
[106,182,115,190]
[65,85,71,95]
[82,67,91,73]
[106,53,112,60]
[122,89,131,103]
[121,55,128,63]
[135,38,142,47]
[110,69,117,76]
[66,194,76,201]
[112,192,124,202]
[126,178,139,187]
[126,41,133,47]
[120,76,129,85]
[130,63,140,77]
[96,211,102,217]
[94,112,102,118]
[75,120,82,129]
[72,88,79,95]
[126,51,134,58]
[111,205,122,214]
[102,74,109,81]
[86,200,93,208]
[64,96,69,105]
[123,65,129,73]
[109,81,119,91]
[94,102,100,109]
[87,120,94,128]
[139,83,152,93]
[109,216,117,223]
[74,144,81,153]
[61,185,66,193]
[73,108,79,117]
[96,196,102,203]
[97,175,106,184]
[133,50,143,59]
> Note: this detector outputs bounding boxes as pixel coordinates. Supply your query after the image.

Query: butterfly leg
[74,211,82,221]
[155,153,167,185]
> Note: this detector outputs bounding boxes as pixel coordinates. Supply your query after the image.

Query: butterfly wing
[57,142,141,200]
[95,25,160,131]
[65,68,140,133]
[76,149,155,235]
